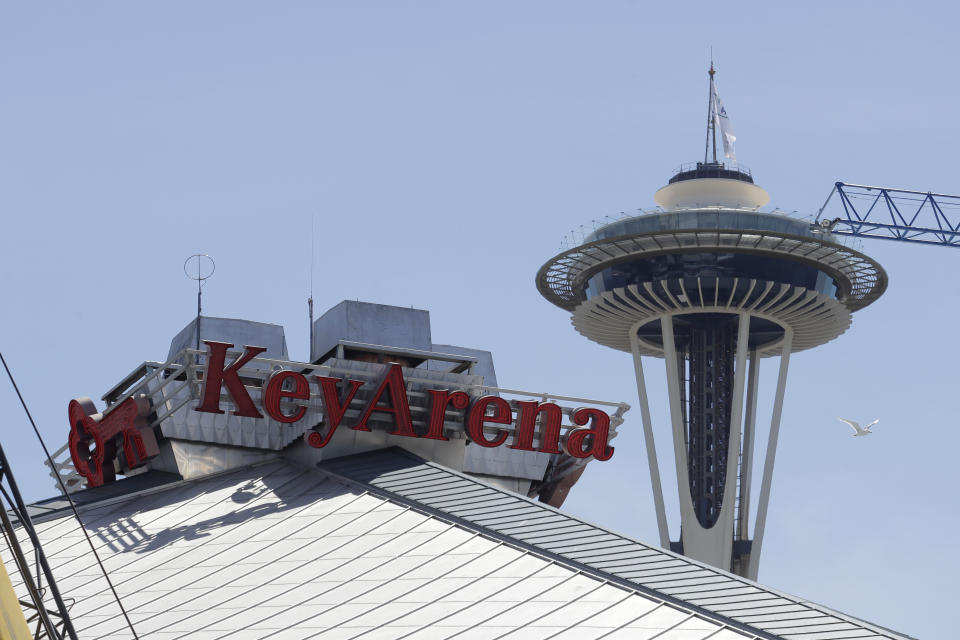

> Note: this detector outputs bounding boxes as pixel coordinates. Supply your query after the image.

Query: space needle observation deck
[536,67,886,578]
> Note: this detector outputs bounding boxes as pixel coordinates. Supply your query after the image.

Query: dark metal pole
[0,443,78,640]
[196,272,202,355]
[0,502,60,639]
[704,64,714,164]
[308,297,314,361]
[709,63,718,164]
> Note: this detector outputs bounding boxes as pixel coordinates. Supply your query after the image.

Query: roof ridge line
[322,448,915,640]
[316,459,777,640]
[422,457,918,640]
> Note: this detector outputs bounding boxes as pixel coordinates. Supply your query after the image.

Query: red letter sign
[308,376,365,448]
[466,396,512,447]
[510,401,563,453]
[195,341,266,418]
[263,371,310,423]
[424,390,470,440]
[563,408,614,461]
[353,365,415,437]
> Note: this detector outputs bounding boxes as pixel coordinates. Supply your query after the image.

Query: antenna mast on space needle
[537,63,887,578]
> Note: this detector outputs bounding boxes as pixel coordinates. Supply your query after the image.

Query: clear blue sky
[1,3,955,637]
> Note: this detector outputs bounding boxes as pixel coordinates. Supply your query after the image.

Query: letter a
[353,364,415,437]
[563,408,615,461]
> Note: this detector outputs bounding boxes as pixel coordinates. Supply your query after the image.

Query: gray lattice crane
[814,182,960,248]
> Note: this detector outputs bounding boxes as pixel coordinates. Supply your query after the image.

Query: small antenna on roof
[184,254,215,356]
[309,213,316,359]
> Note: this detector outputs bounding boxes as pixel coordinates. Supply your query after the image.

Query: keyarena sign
[69,341,616,487]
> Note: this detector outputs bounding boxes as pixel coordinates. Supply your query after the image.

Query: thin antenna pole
[196,261,202,354]
[704,60,715,164]
[309,214,316,359]
[708,57,718,164]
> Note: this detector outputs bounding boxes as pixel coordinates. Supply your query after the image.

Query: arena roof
[7,449,914,640]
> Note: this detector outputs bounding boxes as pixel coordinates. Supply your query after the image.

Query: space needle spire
[706,61,717,163]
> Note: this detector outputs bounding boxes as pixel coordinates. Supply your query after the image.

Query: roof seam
[322,450,914,640]
[315,463,779,640]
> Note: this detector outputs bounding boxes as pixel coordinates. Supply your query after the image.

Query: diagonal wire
[1,351,140,639]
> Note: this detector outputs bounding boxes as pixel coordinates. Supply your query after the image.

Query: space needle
[537,64,887,578]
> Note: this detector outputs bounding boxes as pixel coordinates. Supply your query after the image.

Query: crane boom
[815,182,960,248]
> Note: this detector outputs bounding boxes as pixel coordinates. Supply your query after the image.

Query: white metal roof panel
[320,449,916,640]
[4,459,758,640]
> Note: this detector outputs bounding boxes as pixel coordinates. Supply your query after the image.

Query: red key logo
[68,396,158,487]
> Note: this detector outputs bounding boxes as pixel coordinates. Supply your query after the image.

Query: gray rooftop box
[311,300,432,363]
[168,316,289,364]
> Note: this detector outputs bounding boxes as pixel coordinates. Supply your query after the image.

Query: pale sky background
[1,3,956,638]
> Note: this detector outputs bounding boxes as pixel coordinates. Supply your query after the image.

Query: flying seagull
[838,418,878,437]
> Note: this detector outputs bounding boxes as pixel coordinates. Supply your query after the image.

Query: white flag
[712,83,737,162]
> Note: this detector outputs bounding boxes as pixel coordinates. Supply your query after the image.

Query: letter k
[194,341,266,418]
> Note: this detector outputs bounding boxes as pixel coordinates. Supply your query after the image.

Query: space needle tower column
[536,66,887,578]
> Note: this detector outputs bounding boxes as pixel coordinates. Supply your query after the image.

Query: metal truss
[816,182,960,248]
[0,441,78,640]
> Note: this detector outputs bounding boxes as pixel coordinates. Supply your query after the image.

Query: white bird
[838,418,878,437]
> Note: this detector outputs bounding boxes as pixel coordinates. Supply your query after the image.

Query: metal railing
[669,161,753,181]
